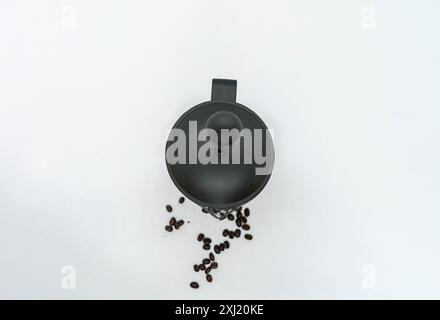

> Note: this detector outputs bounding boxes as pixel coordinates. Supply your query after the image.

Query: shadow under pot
[165,79,275,220]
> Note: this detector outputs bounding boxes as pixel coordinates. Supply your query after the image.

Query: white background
[1,0,439,299]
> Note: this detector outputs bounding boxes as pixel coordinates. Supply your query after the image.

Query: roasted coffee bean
[214,245,221,254]
[174,224,180,230]
[241,217,247,224]
[177,220,184,227]
[194,264,199,272]
[197,233,205,241]
[244,208,250,217]
[244,234,253,240]
[169,217,176,226]
[237,211,242,219]
[222,229,229,237]
[166,205,172,212]
[223,241,230,249]
[165,226,173,232]
[228,231,235,239]
[236,206,242,212]
[203,238,212,244]
[179,197,185,204]
[199,264,206,271]
[211,262,218,269]
[202,208,208,213]
[209,253,215,261]
[236,219,242,228]
[203,258,210,265]
[234,229,241,237]
[203,244,210,250]
[219,243,225,251]
[206,274,213,282]
[205,266,212,274]
[227,214,234,221]
[190,281,199,289]
[242,224,250,231]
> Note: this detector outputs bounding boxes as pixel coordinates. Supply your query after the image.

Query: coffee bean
[166,205,172,212]
[197,233,205,241]
[214,245,220,254]
[203,258,210,265]
[241,217,247,224]
[190,281,199,289]
[237,211,242,219]
[223,241,230,249]
[228,231,235,239]
[219,243,225,251]
[209,253,215,261]
[244,234,253,240]
[165,226,173,232]
[242,224,250,231]
[236,206,242,212]
[203,244,210,250]
[234,229,241,238]
[227,214,234,221]
[199,264,206,271]
[169,217,176,226]
[174,224,180,230]
[205,266,212,274]
[244,208,250,217]
[194,264,199,272]
[177,220,184,227]
[236,219,242,228]
[179,197,185,204]
[206,274,213,282]
[211,262,218,269]
[203,238,212,244]
[222,229,229,237]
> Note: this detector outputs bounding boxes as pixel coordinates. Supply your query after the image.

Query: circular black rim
[165,100,274,210]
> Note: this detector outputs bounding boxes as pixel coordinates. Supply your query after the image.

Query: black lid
[165,79,274,210]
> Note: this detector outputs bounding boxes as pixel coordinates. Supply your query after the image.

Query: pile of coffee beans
[188,206,254,289]
[164,198,254,289]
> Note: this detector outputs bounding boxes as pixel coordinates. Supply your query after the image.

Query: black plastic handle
[211,79,237,102]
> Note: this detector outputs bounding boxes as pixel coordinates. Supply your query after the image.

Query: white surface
[1,0,440,299]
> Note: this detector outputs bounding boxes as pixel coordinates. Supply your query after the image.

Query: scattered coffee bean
[209,253,215,261]
[214,245,220,254]
[222,229,229,237]
[177,220,184,227]
[244,208,250,217]
[242,224,250,231]
[236,206,242,212]
[227,214,234,221]
[199,264,206,271]
[236,219,242,228]
[206,274,213,282]
[203,244,210,250]
[179,197,185,204]
[223,241,230,249]
[190,281,199,289]
[203,258,210,265]
[165,226,173,232]
[169,217,176,226]
[237,211,242,219]
[240,217,247,224]
[219,243,225,251]
[194,264,199,272]
[203,238,212,244]
[166,205,172,212]
[228,231,235,239]
[205,266,212,274]
[211,262,218,269]
[234,229,241,238]
[244,234,253,240]
[197,233,205,241]
[174,224,180,230]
